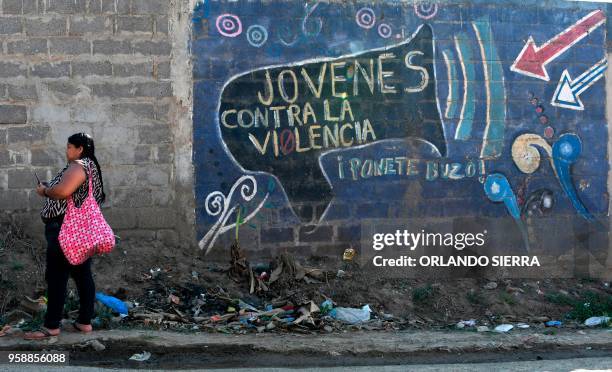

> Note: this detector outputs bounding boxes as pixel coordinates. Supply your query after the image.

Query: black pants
[44,221,95,329]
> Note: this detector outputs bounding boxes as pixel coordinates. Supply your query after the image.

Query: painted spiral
[511,133,551,174]
[246,25,268,47]
[355,7,376,29]
[205,191,226,216]
[377,23,392,38]
[237,175,258,201]
[215,14,243,37]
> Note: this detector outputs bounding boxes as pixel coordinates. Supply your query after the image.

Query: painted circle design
[246,25,268,47]
[553,133,581,163]
[377,23,392,38]
[484,174,509,202]
[414,2,438,20]
[355,7,376,29]
[543,126,554,139]
[216,14,242,37]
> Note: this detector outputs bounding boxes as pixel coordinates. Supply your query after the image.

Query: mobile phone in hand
[34,172,41,185]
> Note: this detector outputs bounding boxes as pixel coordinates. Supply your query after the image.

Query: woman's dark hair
[68,133,106,203]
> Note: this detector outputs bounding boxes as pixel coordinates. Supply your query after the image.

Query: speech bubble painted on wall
[218,25,446,221]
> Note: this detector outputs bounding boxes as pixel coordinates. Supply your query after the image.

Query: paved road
[0,357,611,371]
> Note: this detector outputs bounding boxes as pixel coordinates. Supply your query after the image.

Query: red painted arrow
[510,10,605,81]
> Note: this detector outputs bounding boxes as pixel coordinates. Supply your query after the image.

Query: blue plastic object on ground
[545,320,562,327]
[95,292,128,317]
[320,299,333,314]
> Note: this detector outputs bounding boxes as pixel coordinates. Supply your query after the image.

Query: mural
[192,1,609,258]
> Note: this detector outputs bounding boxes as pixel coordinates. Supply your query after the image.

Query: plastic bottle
[95,292,128,317]
[329,304,371,324]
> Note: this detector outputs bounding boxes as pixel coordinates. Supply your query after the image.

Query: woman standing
[24,133,106,340]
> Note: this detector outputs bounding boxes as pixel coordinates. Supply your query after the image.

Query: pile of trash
[127,295,384,333]
[86,248,402,334]
[0,285,399,336]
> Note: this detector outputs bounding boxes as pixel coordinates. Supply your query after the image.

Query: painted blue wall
[192,0,608,262]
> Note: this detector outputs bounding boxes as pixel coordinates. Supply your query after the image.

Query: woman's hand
[36,183,47,197]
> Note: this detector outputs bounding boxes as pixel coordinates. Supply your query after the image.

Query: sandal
[65,321,92,334]
[0,325,10,337]
[23,327,59,340]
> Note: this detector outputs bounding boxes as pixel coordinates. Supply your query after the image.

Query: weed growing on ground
[413,285,434,303]
[546,290,612,322]
[545,292,575,306]
[92,303,116,329]
[499,292,517,305]
[19,311,44,332]
[566,292,612,322]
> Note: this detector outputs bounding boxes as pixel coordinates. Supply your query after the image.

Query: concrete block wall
[0,0,192,246]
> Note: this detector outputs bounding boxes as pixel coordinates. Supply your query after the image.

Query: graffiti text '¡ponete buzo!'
[336,156,486,181]
[220,51,429,157]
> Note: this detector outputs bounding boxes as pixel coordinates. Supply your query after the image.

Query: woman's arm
[37,162,87,200]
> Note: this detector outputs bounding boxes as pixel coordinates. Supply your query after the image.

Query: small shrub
[500,292,517,305]
[546,290,612,322]
[566,292,612,322]
[545,292,575,306]
[413,285,434,303]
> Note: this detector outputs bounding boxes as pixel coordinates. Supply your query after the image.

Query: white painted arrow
[551,58,607,111]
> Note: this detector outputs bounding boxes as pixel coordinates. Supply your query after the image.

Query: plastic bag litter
[129,351,151,362]
[456,320,476,328]
[584,316,611,326]
[494,324,514,333]
[84,339,106,352]
[96,292,128,317]
[329,304,371,324]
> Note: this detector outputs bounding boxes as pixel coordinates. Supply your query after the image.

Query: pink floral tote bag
[59,167,115,265]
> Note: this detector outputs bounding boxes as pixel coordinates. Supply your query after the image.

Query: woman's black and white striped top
[40,157,104,219]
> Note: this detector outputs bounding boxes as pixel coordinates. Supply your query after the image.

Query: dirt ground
[1,221,611,332]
